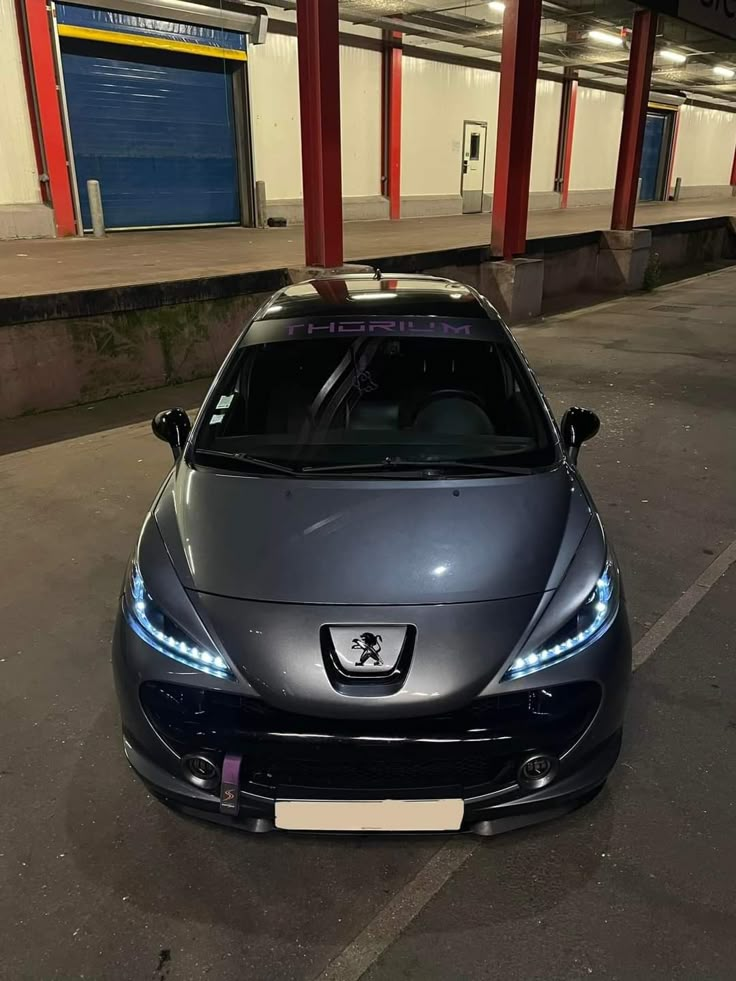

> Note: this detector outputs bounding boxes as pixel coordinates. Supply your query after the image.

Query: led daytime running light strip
[127,566,231,678]
[505,566,615,680]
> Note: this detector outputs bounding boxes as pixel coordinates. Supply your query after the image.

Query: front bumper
[112,606,631,835]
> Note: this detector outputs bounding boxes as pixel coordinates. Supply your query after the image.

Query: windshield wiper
[302,457,533,476]
[197,450,533,477]
[195,448,300,475]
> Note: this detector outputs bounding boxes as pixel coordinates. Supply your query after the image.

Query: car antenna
[373,267,382,280]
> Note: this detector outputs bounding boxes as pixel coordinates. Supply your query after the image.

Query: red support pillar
[730,141,736,189]
[296,0,343,268]
[382,31,402,220]
[611,9,657,230]
[555,74,578,209]
[22,0,76,236]
[491,0,542,259]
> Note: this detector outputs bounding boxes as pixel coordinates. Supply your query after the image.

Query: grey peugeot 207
[112,273,631,835]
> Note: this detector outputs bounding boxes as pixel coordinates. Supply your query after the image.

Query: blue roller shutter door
[639,112,667,203]
[61,40,240,229]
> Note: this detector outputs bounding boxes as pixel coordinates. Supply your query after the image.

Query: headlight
[503,560,618,681]
[124,564,233,680]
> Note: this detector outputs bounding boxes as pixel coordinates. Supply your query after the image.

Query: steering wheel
[407,388,487,423]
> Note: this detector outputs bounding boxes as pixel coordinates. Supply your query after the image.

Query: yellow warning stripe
[57,24,247,61]
[648,102,677,112]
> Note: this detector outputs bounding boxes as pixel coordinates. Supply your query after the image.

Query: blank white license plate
[275,798,464,832]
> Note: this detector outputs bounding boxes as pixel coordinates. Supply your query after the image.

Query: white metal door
[461,121,487,214]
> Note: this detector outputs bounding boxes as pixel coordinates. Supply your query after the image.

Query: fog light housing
[517,753,559,790]
[181,752,221,790]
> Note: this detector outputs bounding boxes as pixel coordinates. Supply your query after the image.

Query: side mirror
[560,406,600,465]
[152,408,191,460]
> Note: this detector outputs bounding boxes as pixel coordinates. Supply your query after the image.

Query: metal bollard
[255,180,267,228]
[637,178,643,202]
[673,177,682,201]
[87,180,105,237]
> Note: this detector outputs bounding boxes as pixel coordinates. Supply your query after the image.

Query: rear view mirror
[560,407,600,465]
[152,408,191,460]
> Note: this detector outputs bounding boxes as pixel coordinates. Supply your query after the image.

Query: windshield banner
[244,317,501,345]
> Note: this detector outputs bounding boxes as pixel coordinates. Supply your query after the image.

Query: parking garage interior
[1,0,736,979]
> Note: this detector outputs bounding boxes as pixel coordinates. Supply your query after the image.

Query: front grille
[244,746,511,791]
[140,681,600,794]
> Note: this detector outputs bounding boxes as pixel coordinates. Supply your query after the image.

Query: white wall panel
[672,104,736,187]
[402,62,561,197]
[569,87,624,191]
[248,32,303,200]
[531,79,562,192]
[249,32,381,200]
[339,45,381,197]
[249,32,736,209]
[0,0,41,204]
[402,56,499,197]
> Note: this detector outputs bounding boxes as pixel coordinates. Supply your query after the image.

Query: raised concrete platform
[1,197,735,305]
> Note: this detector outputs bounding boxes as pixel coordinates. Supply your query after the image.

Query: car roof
[258,274,493,321]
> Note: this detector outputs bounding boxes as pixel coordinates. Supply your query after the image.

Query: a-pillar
[296,0,343,267]
[20,0,76,236]
[610,9,657,230]
[381,31,402,220]
[490,0,542,259]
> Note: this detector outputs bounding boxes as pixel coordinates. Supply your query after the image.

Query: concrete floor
[1,267,735,980]
[2,197,735,298]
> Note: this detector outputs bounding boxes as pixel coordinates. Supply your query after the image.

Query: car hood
[154,464,592,606]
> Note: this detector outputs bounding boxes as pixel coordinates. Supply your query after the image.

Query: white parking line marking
[314,537,736,981]
[316,838,480,981]
[632,538,736,669]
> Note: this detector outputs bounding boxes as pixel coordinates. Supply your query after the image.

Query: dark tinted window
[194,334,556,472]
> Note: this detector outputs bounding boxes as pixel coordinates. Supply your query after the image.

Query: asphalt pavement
[1,268,735,981]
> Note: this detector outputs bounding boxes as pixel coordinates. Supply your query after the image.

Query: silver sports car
[113,274,631,834]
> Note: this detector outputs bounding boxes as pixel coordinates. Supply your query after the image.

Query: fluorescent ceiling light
[714,65,735,78]
[588,29,623,47]
[660,49,687,64]
[488,2,505,11]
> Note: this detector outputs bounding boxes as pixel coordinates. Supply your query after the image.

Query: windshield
[194,325,556,474]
